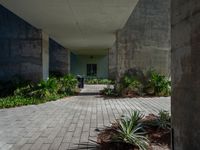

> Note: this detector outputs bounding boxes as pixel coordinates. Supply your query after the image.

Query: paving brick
[0,85,170,150]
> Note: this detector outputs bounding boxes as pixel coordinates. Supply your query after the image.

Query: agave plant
[113,111,149,150]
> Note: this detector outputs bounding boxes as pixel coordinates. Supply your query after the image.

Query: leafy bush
[145,70,171,96]
[143,110,171,130]
[101,68,171,98]
[120,75,143,96]
[59,74,78,95]
[0,74,78,108]
[85,78,113,84]
[14,78,59,99]
[156,110,171,130]
[113,111,149,150]
[100,86,119,97]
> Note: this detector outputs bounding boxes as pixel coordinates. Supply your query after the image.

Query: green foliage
[59,74,78,95]
[113,111,149,150]
[85,78,113,84]
[101,68,171,98]
[32,78,59,99]
[14,78,60,99]
[0,74,78,109]
[157,110,171,130]
[146,70,171,96]
[0,76,30,97]
[144,110,171,130]
[120,75,143,96]
[100,86,119,97]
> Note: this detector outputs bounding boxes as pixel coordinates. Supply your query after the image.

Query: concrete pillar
[108,42,117,79]
[171,0,200,149]
[0,5,49,82]
[109,0,171,79]
[42,32,49,81]
[49,39,70,76]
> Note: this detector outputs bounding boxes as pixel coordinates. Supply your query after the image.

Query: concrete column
[108,42,117,79]
[109,0,171,79]
[42,32,49,81]
[49,39,70,76]
[0,5,49,82]
[171,0,200,149]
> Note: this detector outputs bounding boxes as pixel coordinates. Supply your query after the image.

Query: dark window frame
[87,64,97,76]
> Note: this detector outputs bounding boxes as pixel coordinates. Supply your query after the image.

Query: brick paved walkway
[0,85,170,150]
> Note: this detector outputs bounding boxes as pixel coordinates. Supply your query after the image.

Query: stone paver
[0,85,170,150]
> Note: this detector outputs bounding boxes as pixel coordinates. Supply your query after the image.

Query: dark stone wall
[171,0,200,149]
[0,5,43,82]
[49,39,70,76]
[109,0,171,79]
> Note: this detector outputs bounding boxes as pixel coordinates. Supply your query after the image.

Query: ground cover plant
[85,77,113,85]
[97,110,171,150]
[100,68,171,98]
[0,74,78,108]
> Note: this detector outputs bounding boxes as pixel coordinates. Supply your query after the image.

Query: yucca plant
[113,111,149,150]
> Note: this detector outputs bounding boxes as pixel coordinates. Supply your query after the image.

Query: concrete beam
[0,0,139,55]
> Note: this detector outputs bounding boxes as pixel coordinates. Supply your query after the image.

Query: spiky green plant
[113,111,149,150]
[144,110,171,130]
[157,110,171,130]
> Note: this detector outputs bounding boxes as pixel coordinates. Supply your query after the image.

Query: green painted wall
[70,53,108,78]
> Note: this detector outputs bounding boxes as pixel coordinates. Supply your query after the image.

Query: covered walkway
[0,85,170,150]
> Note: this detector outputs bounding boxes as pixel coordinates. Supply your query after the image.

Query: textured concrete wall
[171,0,200,149]
[108,42,117,79]
[42,32,49,80]
[49,39,70,76]
[109,0,171,79]
[0,5,48,82]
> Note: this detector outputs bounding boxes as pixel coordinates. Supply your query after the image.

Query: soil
[97,115,171,150]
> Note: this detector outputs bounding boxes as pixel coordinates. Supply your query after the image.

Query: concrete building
[0,0,139,81]
[1,0,200,148]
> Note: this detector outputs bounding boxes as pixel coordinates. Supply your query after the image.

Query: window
[87,64,97,76]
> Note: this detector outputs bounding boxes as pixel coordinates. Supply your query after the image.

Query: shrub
[145,70,171,96]
[59,74,78,95]
[101,68,171,98]
[156,110,171,130]
[120,75,143,96]
[14,78,60,99]
[113,111,149,150]
[100,86,119,97]
[0,74,78,108]
[85,78,113,84]
[143,110,171,130]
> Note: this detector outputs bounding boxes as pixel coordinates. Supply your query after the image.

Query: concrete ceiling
[1,0,138,55]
